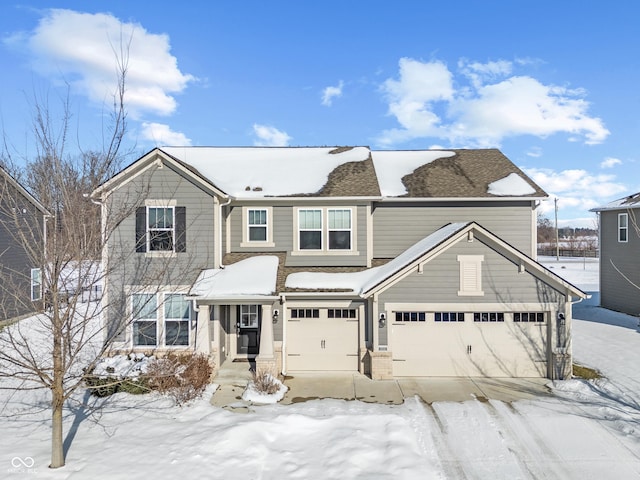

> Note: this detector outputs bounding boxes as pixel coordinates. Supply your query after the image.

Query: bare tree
[0,47,136,468]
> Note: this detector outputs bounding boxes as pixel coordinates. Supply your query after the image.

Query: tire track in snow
[406,397,468,479]
[479,400,572,480]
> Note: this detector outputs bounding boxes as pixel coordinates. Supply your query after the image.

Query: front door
[237,305,260,355]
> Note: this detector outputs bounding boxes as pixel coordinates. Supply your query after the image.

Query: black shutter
[175,206,186,253]
[135,207,146,253]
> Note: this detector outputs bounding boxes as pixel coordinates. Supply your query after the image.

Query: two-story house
[0,166,48,322]
[591,193,640,316]
[92,147,585,380]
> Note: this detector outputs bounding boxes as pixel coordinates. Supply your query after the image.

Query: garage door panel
[287,317,358,372]
[390,313,548,378]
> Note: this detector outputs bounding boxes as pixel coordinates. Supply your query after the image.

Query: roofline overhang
[378,196,547,202]
[0,167,51,216]
[280,291,361,298]
[188,295,280,304]
[92,148,230,200]
[590,205,640,213]
[229,196,383,202]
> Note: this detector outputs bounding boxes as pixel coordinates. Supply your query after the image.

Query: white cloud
[321,81,344,106]
[600,157,622,168]
[141,122,191,146]
[253,124,291,146]
[378,58,609,147]
[526,146,543,158]
[6,9,194,118]
[523,167,627,216]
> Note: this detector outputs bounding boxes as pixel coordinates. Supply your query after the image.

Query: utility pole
[555,197,559,261]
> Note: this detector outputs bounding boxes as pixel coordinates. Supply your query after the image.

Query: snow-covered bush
[242,368,288,404]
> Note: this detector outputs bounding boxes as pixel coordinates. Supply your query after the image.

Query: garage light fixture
[379,313,386,328]
[273,309,280,324]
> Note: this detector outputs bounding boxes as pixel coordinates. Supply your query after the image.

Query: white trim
[30,268,42,301]
[241,206,275,248]
[292,206,359,255]
[618,212,629,243]
[457,255,484,296]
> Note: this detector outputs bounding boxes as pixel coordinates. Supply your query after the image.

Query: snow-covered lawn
[1,257,639,479]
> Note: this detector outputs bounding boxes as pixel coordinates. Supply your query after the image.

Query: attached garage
[286,307,360,372]
[388,308,549,377]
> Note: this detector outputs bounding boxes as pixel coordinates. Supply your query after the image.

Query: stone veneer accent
[369,351,393,380]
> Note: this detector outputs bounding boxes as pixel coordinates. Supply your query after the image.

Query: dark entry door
[237,305,260,355]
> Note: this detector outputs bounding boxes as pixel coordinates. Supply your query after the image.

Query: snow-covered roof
[285,222,470,294]
[487,173,536,196]
[189,256,279,300]
[370,150,456,196]
[591,191,640,212]
[161,146,371,198]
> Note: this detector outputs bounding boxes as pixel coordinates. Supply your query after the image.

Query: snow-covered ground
[1,257,639,479]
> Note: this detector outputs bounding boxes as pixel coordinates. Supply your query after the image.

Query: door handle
[321,339,326,349]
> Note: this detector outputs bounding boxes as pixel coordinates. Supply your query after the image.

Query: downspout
[280,293,287,375]
[217,197,232,268]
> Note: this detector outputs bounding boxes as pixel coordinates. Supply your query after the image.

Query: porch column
[195,304,211,354]
[256,304,276,372]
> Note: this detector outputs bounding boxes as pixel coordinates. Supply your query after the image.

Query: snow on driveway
[1,258,639,479]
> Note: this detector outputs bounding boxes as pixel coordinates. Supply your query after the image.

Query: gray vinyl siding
[105,163,217,340]
[599,209,640,315]
[0,185,44,321]
[229,202,368,267]
[377,240,563,343]
[373,201,535,258]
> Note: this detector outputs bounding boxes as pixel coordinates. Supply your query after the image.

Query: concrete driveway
[210,362,553,410]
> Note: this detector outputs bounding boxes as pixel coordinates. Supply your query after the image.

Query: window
[618,213,628,242]
[248,209,268,241]
[132,293,158,346]
[290,308,319,319]
[328,308,357,318]
[457,255,484,296]
[473,312,505,322]
[299,209,322,250]
[30,268,42,301]
[514,312,545,323]
[435,312,465,322]
[240,305,259,328]
[135,205,186,253]
[395,311,426,322]
[328,209,351,250]
[164,294,190,346]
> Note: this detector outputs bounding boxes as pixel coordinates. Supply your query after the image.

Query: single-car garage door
[390,310,548,377]
[287,307,359,371]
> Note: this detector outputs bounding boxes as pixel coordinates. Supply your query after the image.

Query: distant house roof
[0,166,50,215]
[591,191,640,212]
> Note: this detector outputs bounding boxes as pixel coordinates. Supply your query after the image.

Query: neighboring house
[0,167,48,322]
[591,193,640,316]
[92,147,586,380]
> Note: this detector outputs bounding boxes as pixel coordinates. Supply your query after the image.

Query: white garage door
[287,308,359,371]
[390,311,548,377]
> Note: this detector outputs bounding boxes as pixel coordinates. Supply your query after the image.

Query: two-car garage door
[390,310,548,377]
[286,308,359,371]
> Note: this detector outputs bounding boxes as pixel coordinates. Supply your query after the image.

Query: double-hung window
[248,209,268,241]
[328,209,351,250]
[618,213,628,242]
[299,209,323,250]
[132,293,158,346]
[136,204,186,254]
[148,206,174,251]
[164,294,190,346]
[30,268,42,301]
[296,207,355,253]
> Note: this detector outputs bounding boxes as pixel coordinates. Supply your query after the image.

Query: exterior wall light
[273,309,279,324]
[379,313,386,328]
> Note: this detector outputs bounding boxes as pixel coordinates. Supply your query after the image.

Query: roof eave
[379,196,547,202]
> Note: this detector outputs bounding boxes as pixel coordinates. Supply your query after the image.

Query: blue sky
[1,1,638,226]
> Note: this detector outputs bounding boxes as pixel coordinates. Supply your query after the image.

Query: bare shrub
[146,353,213,405]
[251,367,280,395]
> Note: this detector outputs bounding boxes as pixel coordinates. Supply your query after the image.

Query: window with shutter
[135,205,186,253]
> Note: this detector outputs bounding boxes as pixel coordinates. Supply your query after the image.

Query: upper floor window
[299,209,323,250]
[618,213,628,242]
[136,204,186,254]
[31,268,42,301]
[294,207,356,254]
[241,207,275,247]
